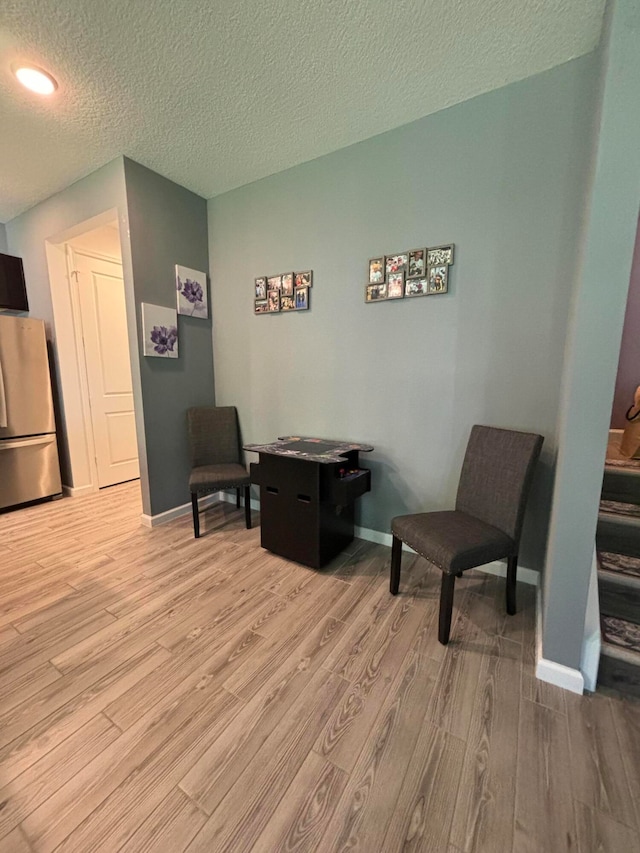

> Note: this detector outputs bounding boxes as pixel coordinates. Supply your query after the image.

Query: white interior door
[75,252,140,488]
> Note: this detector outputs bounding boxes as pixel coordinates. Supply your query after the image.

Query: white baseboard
[581,630,601,693]
[143,491,539,587]
[353,524,390,546]
[140,494,219,528]
[62,483,98,498]
[475,559,539,587]
[534,584,584,695]
[222,497,540,586]
[580,548,601,693]
[536,658,585,694]
[219,490,261,511]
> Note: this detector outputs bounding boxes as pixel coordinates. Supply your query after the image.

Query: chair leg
[236,487,241,509]
[191,492,200,538]
[439,573,456,645]
[506,554,518,615]
[244,485,251,529]
[390,535,402,594]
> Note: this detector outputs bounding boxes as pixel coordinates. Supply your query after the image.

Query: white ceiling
[0,0,605,223]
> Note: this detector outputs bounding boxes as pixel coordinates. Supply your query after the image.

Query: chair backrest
[187,406,241,468]
[455,425,543,542]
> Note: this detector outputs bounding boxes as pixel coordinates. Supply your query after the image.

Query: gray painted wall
[0,223,7,254]
[124,158,213,517]
[542,0,640,669]
[611,216,640,428]
[208,54,600,571]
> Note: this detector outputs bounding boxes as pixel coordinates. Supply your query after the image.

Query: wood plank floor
[0,482,639,852]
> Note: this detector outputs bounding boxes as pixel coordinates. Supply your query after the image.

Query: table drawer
[328,468,371,505]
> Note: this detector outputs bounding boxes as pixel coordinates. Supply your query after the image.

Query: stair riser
[597,517,640,558]
[602,467,640,505]
[598,653,640,697]
[598,579,640,625]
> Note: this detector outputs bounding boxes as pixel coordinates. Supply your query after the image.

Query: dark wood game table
[244,436,373,568]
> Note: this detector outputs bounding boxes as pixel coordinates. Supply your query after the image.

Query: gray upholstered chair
[187,406,252,537]
[390,425,543,644]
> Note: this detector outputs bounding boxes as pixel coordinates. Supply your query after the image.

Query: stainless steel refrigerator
[0,315,62,509]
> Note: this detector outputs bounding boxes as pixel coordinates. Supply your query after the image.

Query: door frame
[44,209,144,497]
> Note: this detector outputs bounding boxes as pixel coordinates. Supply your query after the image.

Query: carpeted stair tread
[599,617,640,696]
[605,432,640,469]
[598,551,640,580]
[601,615,640,654]
[600,499,640,518]
[605,458,640,470]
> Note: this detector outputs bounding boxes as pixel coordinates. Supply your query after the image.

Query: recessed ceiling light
[13,65,58,95]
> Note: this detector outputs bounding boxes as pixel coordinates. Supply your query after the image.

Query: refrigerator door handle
[0,355,7,428]
[0,435,55,450]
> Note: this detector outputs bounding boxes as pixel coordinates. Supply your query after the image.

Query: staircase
[596,460,640,696]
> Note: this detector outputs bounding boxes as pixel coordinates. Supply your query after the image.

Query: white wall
[542,0,640,671]
[0,223,7,254]
[4,159,143,493]
[5,159,129,338]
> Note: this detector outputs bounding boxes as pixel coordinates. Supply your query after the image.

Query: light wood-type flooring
[1,482,639,852]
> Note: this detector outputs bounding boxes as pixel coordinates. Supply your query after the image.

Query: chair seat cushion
[391,510,515,574]
[189,463,250,492]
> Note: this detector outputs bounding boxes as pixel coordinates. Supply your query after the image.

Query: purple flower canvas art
[176,264,208,319]
[150,325,177,355]
[142,303,179,358]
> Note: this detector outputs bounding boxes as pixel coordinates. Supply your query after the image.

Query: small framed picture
[295,270,313,288]
[405,278,428,298]
[254,299,269,314]
[365,283,387,302]
[428,265,448,294]
[255,277,267,299]
[267,289,280,312]
[427,245,454,266]
[368,257,385,284]
[385,254,408,277]
[281,295,296,311]
[281,273,294,296]
[407,249,426,279]
[294,286,309,310]
[267,275,282,291]
[387,272,404,299]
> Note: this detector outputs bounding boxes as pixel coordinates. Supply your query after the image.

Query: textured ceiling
[0,0,605,223]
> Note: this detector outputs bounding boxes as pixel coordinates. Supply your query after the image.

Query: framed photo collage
[365,245,454,303]
[254,271,312,314]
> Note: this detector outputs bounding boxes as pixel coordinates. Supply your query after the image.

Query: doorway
[67,232,139,487]
[65,221,140,489]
